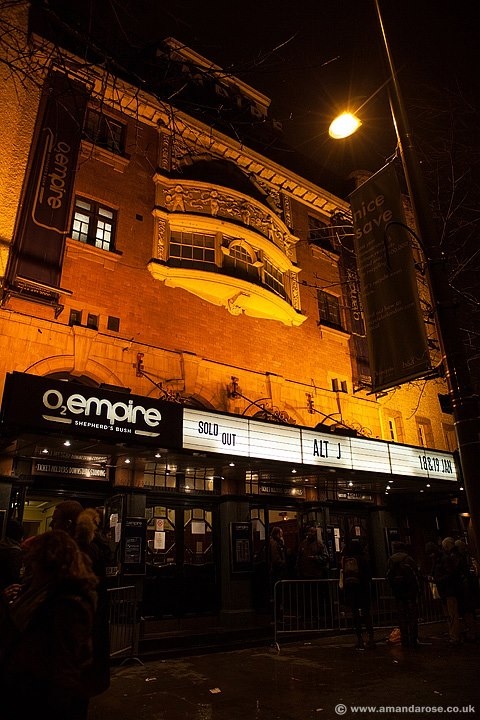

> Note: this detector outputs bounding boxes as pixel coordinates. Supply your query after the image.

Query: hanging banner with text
[349,162,431,392]
[336,218,371,387]
[7,72,89,301]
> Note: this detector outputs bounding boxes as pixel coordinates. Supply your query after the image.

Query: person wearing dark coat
[0,519,25,592]
[454,539,478,641]
[0,530,98,720]
[426,538,463,644]
[386,541,420,648]
[269,526,287,584]
[296,526,329,580]
[296,526,330,626]
[51,501,113,705]
[341,538,376,649]
[268,525,289,608]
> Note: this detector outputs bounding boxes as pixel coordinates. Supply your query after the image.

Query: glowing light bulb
[328,112,362,139]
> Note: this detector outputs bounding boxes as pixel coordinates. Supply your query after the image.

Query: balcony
[149,170,306,327]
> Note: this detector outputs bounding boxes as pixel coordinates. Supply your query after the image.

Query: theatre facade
[0,6,467,630]
[0,370,461,624]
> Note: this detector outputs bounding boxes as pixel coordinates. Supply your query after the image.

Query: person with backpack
[340,538,376,649]
[386,541,420,648]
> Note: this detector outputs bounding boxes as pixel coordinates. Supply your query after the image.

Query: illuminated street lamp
[331,0,480,553]
[328,74,392,140]
[328,112,361,139]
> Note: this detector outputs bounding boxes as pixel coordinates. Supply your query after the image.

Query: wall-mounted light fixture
[227,376,241,398]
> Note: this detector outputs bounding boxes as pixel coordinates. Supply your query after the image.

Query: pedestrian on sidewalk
[51,501,112,708]
[455,539,479,642]
[386,541,420,648]
[0,530,98,720]
[269,526,289,621]
[296,526,329,580]
[340,538,376,649]
[296,526,330,627]
[0,519,25,596]
[426,538,462,645]
[269,526,288,591]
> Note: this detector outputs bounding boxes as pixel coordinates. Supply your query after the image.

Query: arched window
[222,239,260,283]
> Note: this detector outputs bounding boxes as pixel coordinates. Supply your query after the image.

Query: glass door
[143,503,218,618]
[182,508,216,614]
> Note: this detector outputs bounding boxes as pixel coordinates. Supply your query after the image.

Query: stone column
[219,499,255,628]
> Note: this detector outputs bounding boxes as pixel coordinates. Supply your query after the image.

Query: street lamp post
[375,0,480,554]
[334,1,480,553]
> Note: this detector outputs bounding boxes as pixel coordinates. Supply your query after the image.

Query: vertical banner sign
[7,71,89,296]
[349,162,431,392]
[335,216,371,386]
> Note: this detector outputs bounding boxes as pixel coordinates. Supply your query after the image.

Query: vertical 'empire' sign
[7,71,89,296]
[336,223,371,385]
[349,162,431,392]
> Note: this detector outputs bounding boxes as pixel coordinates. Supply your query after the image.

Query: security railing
[108,585,142,663]
[273,577,444,650]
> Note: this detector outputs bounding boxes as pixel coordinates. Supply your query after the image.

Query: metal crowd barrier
[108,585,143,663]
[273,577,445,650]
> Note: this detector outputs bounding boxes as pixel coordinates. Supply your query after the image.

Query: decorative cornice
[38,47,349,220]
[153,175,299,263]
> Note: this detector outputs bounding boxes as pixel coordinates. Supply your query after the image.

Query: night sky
[85,0,480,177]
[67,0,475,381]
[33,0,480,365]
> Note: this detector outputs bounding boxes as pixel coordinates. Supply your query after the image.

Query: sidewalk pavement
[88,624,480,720]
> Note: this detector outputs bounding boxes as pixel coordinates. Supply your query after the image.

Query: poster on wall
[384,527,401,557]
[230,522,253,574]
[122,517,147,576]
[325,525,338,568]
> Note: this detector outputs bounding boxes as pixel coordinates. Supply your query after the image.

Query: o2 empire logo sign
[1,373,184,447]
[42,388,162,437]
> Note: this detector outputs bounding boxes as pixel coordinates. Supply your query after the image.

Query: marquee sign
[183,408,458,482]
[0,373,459,483]
[0,373,183,447]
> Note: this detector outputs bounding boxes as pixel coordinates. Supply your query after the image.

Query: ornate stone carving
[255,178,282,213]
[283,235,296,260]
[160,180,292,252]
[227,291,249,316]
[281,193,293,230]
[155,217,167,260]
[165,184,188,212]
[158,130,172,172]
[290,273,301,310]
